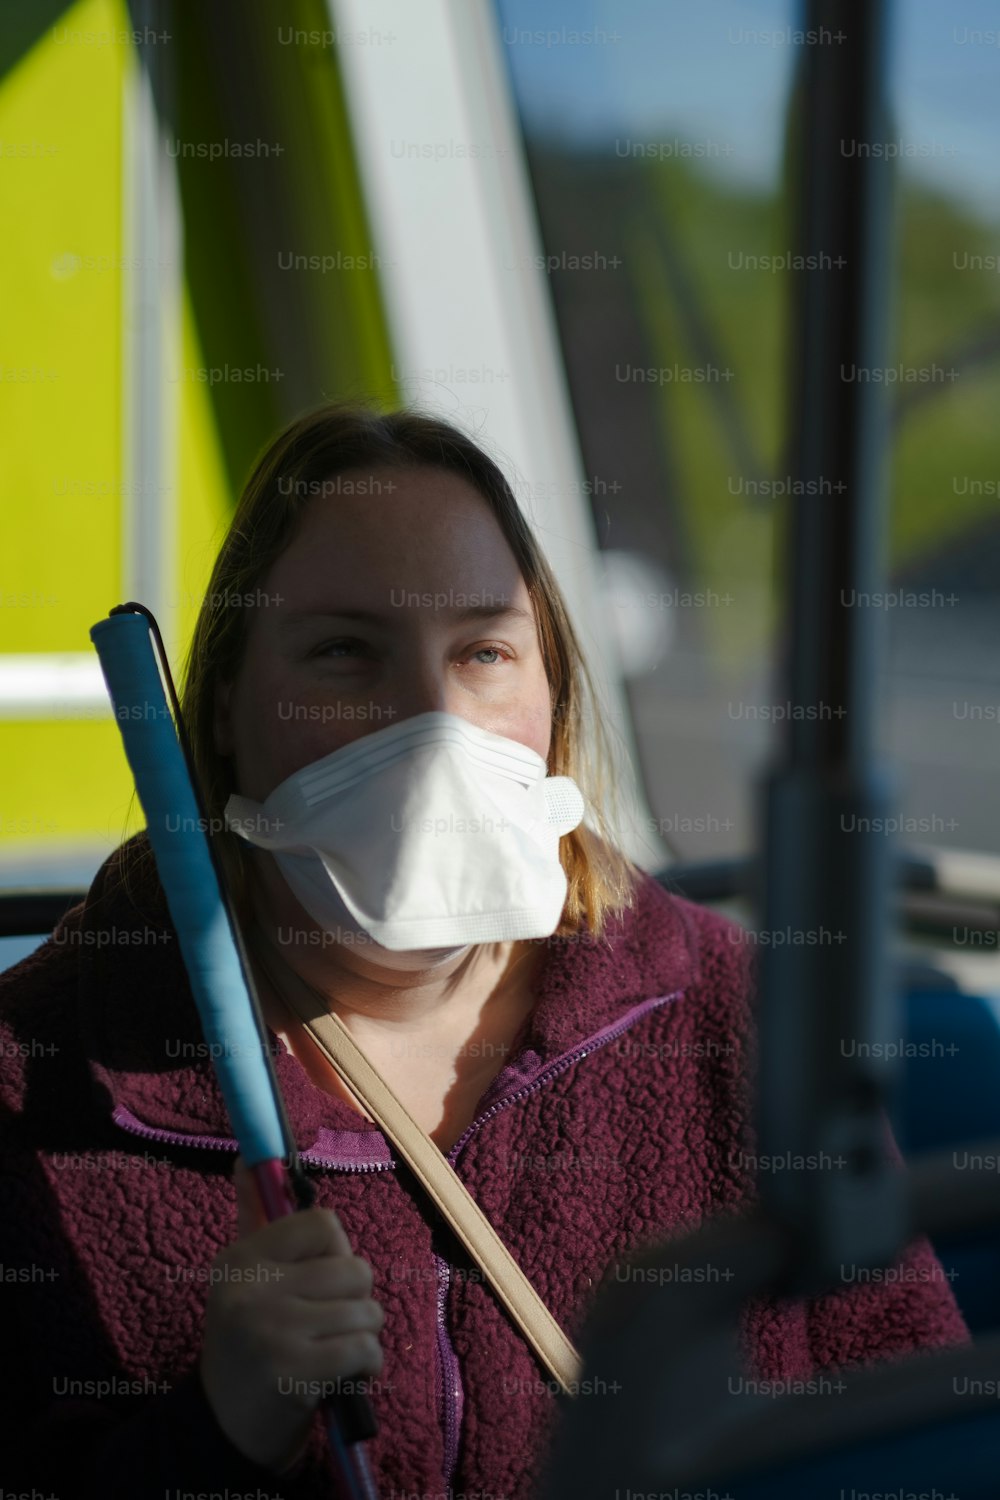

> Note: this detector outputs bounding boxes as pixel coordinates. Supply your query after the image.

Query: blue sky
[495,0,1000,223]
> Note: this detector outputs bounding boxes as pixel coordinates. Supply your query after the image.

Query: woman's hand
[198,1154,385,1474]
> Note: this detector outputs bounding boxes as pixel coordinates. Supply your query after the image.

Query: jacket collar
[71,835,702,1148]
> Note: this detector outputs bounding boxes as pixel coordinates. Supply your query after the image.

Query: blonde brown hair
[169,401,641,942]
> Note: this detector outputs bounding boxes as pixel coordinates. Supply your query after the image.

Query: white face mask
[224,711,586,971]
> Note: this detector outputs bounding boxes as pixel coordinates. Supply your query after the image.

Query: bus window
[494,0,1000,865]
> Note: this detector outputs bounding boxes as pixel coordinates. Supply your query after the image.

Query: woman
[0,404,969,1500]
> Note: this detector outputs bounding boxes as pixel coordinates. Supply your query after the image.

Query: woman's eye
[311,639,511,666]
[314,637,366,658]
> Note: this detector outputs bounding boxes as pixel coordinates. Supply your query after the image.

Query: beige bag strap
[250,932,583,1396]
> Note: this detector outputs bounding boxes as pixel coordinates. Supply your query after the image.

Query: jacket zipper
[108,1105,396,1171]
[435,1251,463,1492]
[435,987,684,1493]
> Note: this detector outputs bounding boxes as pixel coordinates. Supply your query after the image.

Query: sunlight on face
[214,464,554,802]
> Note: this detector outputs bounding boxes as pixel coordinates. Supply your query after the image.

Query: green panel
[171,289,234,659]
[0,0,123,655]
[1,0,399,871]
[173,0,398,497]
[0,0,131,864]
[1,721,145,849]
[282,0,399,406]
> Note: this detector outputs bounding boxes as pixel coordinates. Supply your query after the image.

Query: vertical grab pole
[756,0,903,1286]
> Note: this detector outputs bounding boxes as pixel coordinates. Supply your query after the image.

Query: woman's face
[214,464,554,800]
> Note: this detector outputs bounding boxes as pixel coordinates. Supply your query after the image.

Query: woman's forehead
[299,461,485,507]
[273,599,537,639]
[266,476,526,588]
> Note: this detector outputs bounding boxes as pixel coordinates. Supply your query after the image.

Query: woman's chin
[344,936,475,976]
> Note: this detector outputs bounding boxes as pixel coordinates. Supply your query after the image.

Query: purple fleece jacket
[0,837,968,1499]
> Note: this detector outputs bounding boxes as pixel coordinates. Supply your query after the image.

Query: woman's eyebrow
[278,604,534,632]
